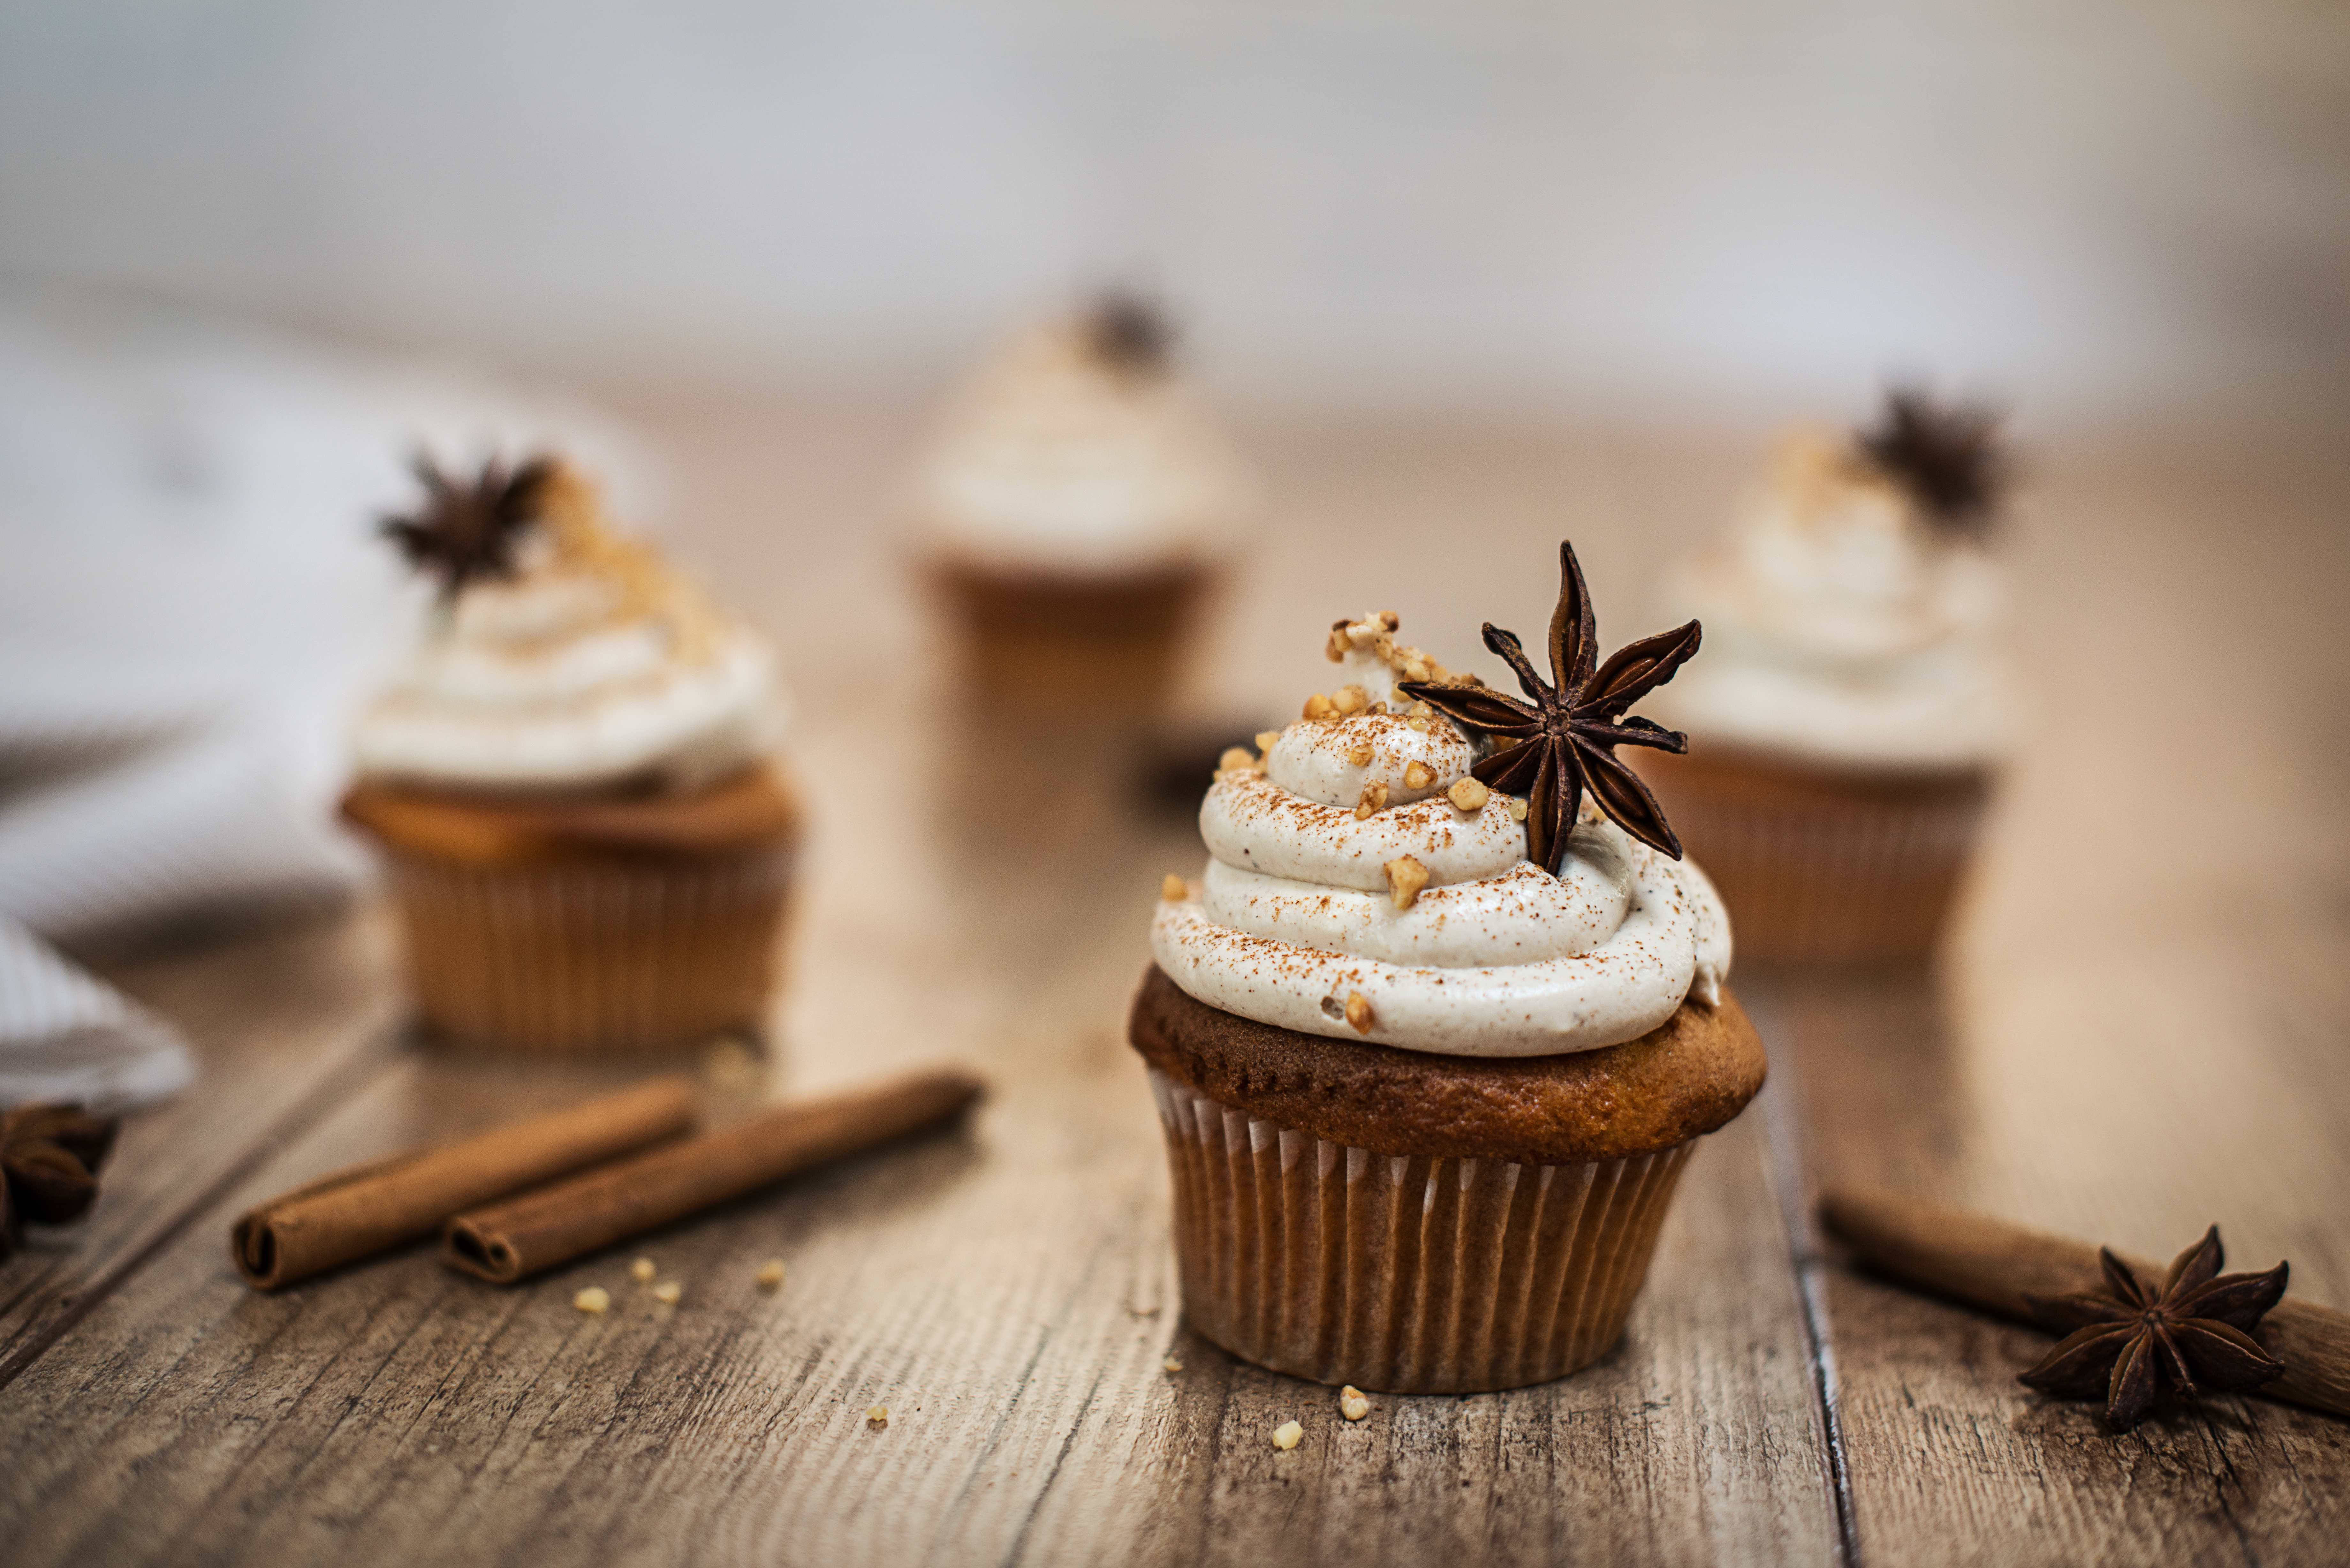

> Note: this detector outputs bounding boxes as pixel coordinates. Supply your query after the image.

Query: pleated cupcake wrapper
[382,849,791,1054]
[1643,760,1988,967]
[1149,1069,1694,1394]
[937,569,1212,712]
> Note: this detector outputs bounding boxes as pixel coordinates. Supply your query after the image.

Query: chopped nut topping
[1344,993,1374,1033]
[1272,1420,1304,1451]
[1383,855,1429,911]
[866,1405,889,1428]
[652,1280,683,1305]
[1402,660,1429,683]
[1254,730,1282,754]
[1378,611,1400,631]
[1402,760,1435,791]
[1407,716,1430,733]
[1303,693,1337,720]
[1353,780,1390,820]
[573,1287,611,1315]
[1506,795,1530,821]
[1162,874,1189,901]
[755,1259,786,1292]
[1217,746,1257,773]
[629,1257,656,1283]
[1347,741,1376,769]
[1340,1386,1371,1421]
[1449,777,1491,813]
[1325,622,1351,662]
[1332,685,1369,715]
[1163,1355,1185,1373]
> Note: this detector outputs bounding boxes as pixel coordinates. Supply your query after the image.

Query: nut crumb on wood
[573,1287,611,1315]
[1383,855,1429,911]
[1449,777,1490,813]
[629,1257,656,1283]
[755,1259,785,1291]
[1344,992,1374,1033]
[1162,1356,1184,1373]
[652,1280,683,1305]
[1340,1386,1371,1421]
[1272,1420,1303,1450]
[1161,874,1189,901]
[866,1406,889,1428]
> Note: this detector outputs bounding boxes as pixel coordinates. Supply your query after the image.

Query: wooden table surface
[4,395,2346,1566]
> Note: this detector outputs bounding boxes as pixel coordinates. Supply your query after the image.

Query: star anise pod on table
[1855,388,2007,535]
[380,452,557,598]
[1083,290,1175,376]
[1,1104,121,1259]
[2019,1226,2289,1431]
[1400,541,1702,874]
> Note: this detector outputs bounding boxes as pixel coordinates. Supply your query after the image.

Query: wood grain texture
[3,398,2346,1564]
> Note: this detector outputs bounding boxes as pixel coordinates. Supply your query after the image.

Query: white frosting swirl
[913,316,1258,576]
[1643,432,2010,769]
[354,507,780,792]
[1153,709,1732,1058]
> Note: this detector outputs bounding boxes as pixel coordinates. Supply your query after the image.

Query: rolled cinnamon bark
[443,1067,985,1283]
[1820,1185,2350,1421]
[233,1078,698,1289]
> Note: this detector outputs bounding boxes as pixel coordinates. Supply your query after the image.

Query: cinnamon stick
[443,1067,984,1283]
[233,1078,697,1289]
[1819,1185,2350,1420]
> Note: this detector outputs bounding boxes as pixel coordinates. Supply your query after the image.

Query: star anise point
[380,452,558,598]
[1855,388,2007,536]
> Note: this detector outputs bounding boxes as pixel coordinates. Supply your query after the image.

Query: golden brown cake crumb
[866,1405,889,1428]
[1340,1386,1371,1421]
[755,1259,786,1291]
[1272,1420,1303,1450]
[652,1280,683,1305]
[1162,1355,1184,1373]
[630,1257,656,1282]
[573,1286,611,1315]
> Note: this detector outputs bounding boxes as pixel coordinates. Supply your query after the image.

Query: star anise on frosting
[1083,291,1175,377]
[1,1103,120,1258]
[1400,541,1701,874]
[1856,388,2007,535]
[380,452,557,597]
[2019,1226,2289,1431]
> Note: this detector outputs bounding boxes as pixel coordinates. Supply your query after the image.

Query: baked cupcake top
[352,456,780,793]
[1151,544,1730,1059]
[912,295,1258,577]
[1643,392,2012,770]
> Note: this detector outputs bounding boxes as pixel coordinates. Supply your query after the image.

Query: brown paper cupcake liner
[381,848,792,1054]
[1149,1068,1695,1393]
[931,561,1213,712]
[1637,748,1990,966]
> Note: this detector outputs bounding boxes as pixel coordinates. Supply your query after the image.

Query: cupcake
[912,294,1257,715]
[1133,543,1763,1393]
[1633,392,2011,966]
[340,455,798,1053]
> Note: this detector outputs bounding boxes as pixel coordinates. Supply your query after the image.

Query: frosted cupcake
[341,456,798,1053]
[1634,392,2011,965]
[912,295,1257,714]
[1133,543,1764,1393]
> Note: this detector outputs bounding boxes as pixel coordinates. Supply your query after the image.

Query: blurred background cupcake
[341,455,800,1053]
[911,293,1259,721]
[1632,392,2011,967]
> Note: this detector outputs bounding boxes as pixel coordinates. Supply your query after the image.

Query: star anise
[1083,291,1175,377]
[1401,541,1701,874]
[0,1103,120,1258]
[2019,1226,2289,1431]
[1855,388,2007,535]
[380,452,557,597]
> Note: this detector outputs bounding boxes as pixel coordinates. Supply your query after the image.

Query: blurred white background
[4,0,2346,434]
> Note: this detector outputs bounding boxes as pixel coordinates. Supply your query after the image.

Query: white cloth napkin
[0,288,656,1108]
